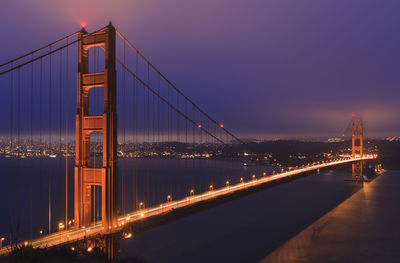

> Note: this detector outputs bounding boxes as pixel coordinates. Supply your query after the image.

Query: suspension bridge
[0,23,376,259]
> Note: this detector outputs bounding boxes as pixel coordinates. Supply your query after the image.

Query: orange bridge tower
[351,116,363,179]
[74,23,118,231]
[351,116,363,158]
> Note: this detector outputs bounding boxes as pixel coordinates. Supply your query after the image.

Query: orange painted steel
[351,116,363,158]
[351,116,363,179]
[74,23,118,232]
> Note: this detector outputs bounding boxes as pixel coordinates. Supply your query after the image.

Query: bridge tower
[74,23,118,231]
[351,116,363,179]
[351,116,363,158]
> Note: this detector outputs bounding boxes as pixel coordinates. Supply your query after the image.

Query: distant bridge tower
[74,23,118,231]
[351,116,363,179]
[351,116,363,158]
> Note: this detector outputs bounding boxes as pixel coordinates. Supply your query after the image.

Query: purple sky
[1,0,399,139]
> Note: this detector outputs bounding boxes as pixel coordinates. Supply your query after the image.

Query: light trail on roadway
[0,155,376,254]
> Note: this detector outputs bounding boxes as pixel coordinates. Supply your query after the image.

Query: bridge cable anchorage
[0,26,107,76]
[115,30,244,144]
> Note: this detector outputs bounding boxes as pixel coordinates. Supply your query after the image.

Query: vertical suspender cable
[199,114,203,188]
[30,55,34,239]
[9,63,13,245]
[131,63,137,211]
[146,63,150,206]
[122,41,126,214]
[16,67,21,243]
[152,71,156,205]
[157,74,161,203]
[207,118,211,187]
[48,47,52,234]
[39,58,43,234]
[177,93,180,197]
[167,83,171,196]
[142,68,146,207]
[135,51,138,210]
[192,107,195,192]
[59,49,62,228]
[65,39,69,228]
[185,100,189,192]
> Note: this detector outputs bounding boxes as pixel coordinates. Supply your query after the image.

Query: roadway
[0,156,376,254]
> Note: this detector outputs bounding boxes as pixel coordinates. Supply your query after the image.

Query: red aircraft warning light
[219,124,224,128]
[198,124,202,129]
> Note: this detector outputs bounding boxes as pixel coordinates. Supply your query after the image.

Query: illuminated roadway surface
[0,156,375,254]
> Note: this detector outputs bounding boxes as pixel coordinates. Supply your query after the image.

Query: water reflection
[261,169,396,263]
[117,168,366,263]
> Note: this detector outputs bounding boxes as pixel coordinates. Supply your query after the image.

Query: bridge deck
[0,156,375,254]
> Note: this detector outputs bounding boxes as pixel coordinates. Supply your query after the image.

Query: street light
[252,174,256,180]
[139,202,144,210]
[209,184,213,191]
[226,180,230,186]
[58,222,65,231]
[167,195,172,202]
[0,238,4,249]
[190,189,194,196]
[240,177,244,183]
[123,232,132,239]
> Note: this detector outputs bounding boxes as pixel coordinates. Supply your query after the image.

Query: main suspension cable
[117,60,225,144]
[115,30,243,144]
[0,27,107,76]
[0,31,80,69]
